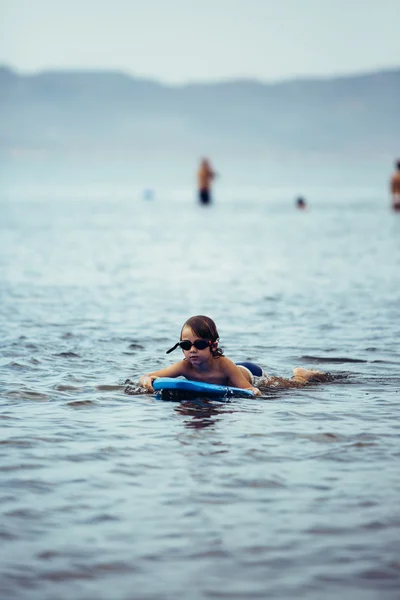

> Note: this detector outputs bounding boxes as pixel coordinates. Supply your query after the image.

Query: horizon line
[1,63,399,88]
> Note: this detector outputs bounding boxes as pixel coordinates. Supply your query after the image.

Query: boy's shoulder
[216,355,236,370]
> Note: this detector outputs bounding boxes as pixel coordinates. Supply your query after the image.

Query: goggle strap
[166,342,180,354]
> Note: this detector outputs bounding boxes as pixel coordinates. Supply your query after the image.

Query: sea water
[1,184,400,599]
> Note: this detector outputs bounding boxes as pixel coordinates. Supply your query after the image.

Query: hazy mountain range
[0,65,399,165]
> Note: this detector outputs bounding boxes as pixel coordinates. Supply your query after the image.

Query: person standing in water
[197,158,217,205]
[390,159,400,211]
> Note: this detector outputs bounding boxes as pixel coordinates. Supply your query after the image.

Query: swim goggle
[166,339,211,354]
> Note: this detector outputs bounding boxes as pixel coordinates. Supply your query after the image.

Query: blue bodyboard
[153,377,255,401]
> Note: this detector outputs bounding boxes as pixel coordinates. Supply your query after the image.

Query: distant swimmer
[197,158,217,205]
[143,189,154,201]
[296,196,307,210]
[390,159,400,211]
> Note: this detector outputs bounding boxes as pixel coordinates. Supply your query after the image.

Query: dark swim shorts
[235,361,267,382]
[199,189,211,204]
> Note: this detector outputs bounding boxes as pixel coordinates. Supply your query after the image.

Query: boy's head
[181,315,223,356]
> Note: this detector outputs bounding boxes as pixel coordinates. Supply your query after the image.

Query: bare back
[391,171,400,194]
[197,162,215,191]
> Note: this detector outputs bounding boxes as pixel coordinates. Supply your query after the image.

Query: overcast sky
[1,0,399,84]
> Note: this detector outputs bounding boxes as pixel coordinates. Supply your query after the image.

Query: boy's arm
[139,361,186,392]
[222,358,261,396]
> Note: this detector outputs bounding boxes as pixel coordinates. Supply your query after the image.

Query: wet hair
[181,315,224,357]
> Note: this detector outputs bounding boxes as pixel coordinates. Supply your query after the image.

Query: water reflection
[175,398,236,429]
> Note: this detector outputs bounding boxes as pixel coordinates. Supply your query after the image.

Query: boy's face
[180,326,214,366]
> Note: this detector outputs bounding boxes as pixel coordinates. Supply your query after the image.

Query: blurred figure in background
[390,159,400,211]
[296,196,307,210]
[197,158,217,205]
[143,188,154,201]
